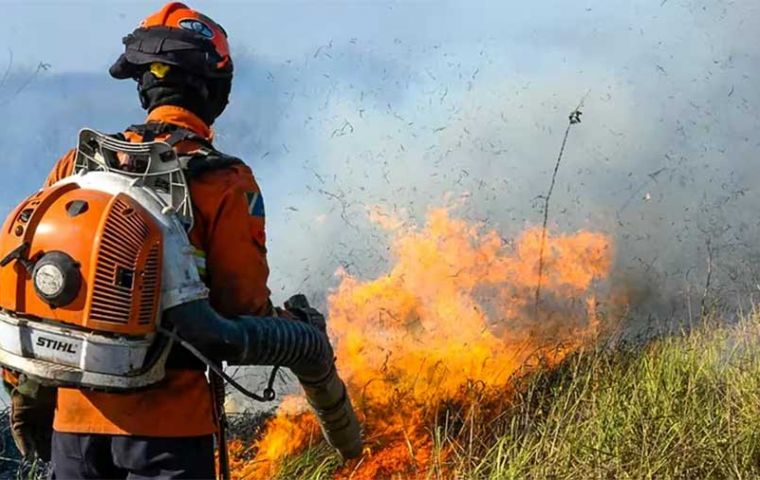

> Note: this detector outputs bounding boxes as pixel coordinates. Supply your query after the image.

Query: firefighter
[6,3,272,478]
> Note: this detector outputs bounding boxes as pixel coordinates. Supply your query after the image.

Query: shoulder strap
[125,122,244,179]
[126,122,214,150]
[182,149,245,180]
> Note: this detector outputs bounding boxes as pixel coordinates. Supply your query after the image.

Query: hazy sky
[2,1,569,72]
[3,1,735,73]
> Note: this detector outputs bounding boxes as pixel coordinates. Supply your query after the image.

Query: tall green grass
[274,313,760,479]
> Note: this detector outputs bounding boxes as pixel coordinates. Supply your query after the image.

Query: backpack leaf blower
[0,129,362,460]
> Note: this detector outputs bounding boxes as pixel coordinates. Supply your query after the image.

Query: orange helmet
[110,2,233,80]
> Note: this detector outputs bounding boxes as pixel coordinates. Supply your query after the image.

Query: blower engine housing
[0,130,208,390]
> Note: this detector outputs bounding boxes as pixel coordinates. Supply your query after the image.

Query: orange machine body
[0,182,163,337]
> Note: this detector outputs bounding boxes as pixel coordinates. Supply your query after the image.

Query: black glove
[5,377,56,462]
[283,294,327,334]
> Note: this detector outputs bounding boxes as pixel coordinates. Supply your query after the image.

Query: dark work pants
[50,431,215,479]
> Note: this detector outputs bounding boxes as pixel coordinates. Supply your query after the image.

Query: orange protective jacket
[47,106,272,437]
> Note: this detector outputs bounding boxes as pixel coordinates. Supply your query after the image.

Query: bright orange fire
[230,207,613,479]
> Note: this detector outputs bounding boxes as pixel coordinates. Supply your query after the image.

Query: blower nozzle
[164,297,363,460]
[300,366,363,459]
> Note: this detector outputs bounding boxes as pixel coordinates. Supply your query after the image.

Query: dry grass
[271,312,760,479]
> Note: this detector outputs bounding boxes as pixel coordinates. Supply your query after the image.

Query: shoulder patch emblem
[246,192,265,218]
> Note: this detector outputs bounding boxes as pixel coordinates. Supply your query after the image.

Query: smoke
[2,0,759,339]
[228,0,760,332]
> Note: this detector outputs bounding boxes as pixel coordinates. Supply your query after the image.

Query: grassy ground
[271,312,760,479]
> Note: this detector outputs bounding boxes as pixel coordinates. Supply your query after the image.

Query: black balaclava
[136,67,231,126]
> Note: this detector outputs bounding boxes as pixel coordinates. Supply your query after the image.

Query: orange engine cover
[0,182,163,336]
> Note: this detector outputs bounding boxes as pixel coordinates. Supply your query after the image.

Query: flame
[229,397,320,479]
[230,207,614,479]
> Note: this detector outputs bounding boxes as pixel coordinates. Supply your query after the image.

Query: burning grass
[230,208,618,478]
[230,312,760,479]
[228,208,760,478]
